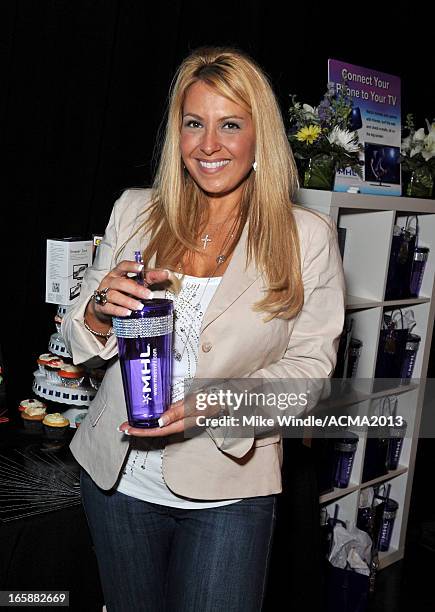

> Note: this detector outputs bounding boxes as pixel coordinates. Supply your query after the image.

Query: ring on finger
[93,287,110,306]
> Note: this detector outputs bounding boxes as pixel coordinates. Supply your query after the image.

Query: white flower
[422,148,435,161]
[425,120,435,140]
[401,135,412,153]
[410,144,423,158]
[413,127,426,142]
[401,117,435,161]
[422,121,435,161]
[302,104,318,121]
[327,126,360,153]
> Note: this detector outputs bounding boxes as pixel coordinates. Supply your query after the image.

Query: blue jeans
[80,469,276,612]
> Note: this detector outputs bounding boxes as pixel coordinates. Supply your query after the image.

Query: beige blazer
[62,188,346,499]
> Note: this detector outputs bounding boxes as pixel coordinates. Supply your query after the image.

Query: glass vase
[403,166,434,199]
[302,155,336,191]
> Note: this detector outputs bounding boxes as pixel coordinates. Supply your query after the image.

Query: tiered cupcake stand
[32,306,97,428]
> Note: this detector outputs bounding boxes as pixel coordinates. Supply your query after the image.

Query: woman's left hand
[118,399,200,437]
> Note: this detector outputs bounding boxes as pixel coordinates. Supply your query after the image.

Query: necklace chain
[177,213,240,274]
[199,213,238,250]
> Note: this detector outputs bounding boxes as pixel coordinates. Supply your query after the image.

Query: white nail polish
[147,291,154,300]
[116,426,123,433]
[135,303,144,311]
[125,309,132,316]
[136,264,144,271]
[124,429,131,436]
[158,417,165,427]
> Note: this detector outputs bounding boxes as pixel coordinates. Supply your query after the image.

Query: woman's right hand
[85,261,171,327]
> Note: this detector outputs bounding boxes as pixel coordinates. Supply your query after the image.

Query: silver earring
[252,160,257,172]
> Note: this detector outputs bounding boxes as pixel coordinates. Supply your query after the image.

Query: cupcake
[44,358,64,383]
[37,353,55,375]
[59,364,85,387]
[88,368,106,390]
[75,412,87,428]
[19,398,46,413]
[42,413,70,439]
[21,404,47,433]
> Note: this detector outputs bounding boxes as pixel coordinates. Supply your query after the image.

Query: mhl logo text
[140,345,152,404]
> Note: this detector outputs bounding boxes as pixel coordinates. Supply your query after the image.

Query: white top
[116,274,242,508]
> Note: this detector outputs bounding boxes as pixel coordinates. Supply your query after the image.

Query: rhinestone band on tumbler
[113,314,174,338]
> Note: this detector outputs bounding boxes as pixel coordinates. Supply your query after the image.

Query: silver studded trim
[113,314,173,338]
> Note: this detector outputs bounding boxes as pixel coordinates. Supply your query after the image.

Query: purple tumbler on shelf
[346,338,363,378]
[410,247,429,297]
[400,333,421,382]
[377,498,399,552]
[387,421,407,471]
[112,252,174,428]
[333,432,359,488]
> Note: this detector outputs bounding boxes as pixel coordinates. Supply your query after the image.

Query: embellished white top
[116,274,242,508]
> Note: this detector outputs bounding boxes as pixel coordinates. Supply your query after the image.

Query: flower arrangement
[401,115,435,167]
[288,83,363,189]
[400,114,435,198]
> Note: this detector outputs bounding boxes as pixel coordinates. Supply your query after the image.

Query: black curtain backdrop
[1,0,434,407]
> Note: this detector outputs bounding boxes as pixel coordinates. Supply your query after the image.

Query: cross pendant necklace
[172,214,240,362]
[201,234,212,249]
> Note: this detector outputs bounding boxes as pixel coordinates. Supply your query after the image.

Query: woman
[62,47,345,611]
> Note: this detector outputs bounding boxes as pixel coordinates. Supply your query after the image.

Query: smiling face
[180,80,256,208]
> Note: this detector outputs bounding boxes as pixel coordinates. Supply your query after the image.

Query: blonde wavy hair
[134,46,304,321]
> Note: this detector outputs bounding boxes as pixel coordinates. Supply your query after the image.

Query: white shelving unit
[297,188,435,570]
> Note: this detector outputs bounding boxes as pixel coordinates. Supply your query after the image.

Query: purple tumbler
[113,298,174,428]
[410,247,429,297]
[400,333,421,382]
[346,338,363,378]
[333,432,359,488]
[387,421,407,470]
[377,498,399,552]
